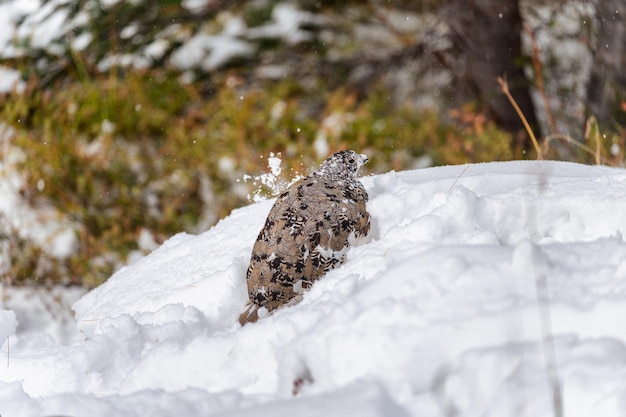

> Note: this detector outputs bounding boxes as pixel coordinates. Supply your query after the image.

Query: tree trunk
[587,0,626,126]
[445,0,539,145]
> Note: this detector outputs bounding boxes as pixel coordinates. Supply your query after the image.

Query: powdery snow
[1,160,626,416]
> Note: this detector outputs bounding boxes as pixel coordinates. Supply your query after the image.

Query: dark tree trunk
[445,0,539,145]
[587,0,626,126]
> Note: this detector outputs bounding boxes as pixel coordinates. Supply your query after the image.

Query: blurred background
[0,0,624,289]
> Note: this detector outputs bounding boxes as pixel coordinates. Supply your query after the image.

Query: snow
[246,3,326,45]
[0,286,85,345]
[0,127,77,259]
[1,160,626,416]
[241,153,298,203]
[0,67,23,93]
[170,16,256,72]
[0,310,16,347]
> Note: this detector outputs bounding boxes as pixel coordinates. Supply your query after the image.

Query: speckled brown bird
[239,150,370,325]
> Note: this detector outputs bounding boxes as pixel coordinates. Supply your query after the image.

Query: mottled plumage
[239,150,370,324]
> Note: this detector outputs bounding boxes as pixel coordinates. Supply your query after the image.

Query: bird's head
[316,150,368,178]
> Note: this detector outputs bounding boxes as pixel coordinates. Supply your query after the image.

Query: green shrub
[0,71,518,287]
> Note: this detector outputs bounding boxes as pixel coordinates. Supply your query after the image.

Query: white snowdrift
[1,160,626,417]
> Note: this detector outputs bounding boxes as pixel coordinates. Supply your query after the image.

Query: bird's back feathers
[239,151,370,324]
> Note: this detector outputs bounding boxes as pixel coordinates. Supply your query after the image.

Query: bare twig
[584,116,602,165]
[497,76,543,158]
[542,130,606,165]
[448,164,470,193]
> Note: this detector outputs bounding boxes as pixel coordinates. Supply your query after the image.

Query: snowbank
[0,310,16,347]
[1,160,626,416]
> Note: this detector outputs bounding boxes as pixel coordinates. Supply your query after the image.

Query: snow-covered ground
[1,160,626,416]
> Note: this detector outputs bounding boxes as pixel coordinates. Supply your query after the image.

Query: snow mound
[2,160,626,417]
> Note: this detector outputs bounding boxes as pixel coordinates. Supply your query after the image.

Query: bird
[239,150,370,325]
